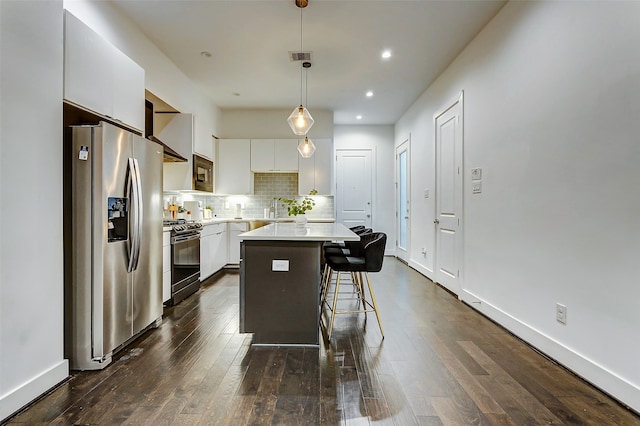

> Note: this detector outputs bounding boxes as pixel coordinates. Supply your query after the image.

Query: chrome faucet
[270,198,278,218]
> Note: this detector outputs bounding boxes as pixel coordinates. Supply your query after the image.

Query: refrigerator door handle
[131,158,143,271]
[126,158,140,273]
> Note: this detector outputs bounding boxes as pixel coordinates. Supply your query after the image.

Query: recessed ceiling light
[356,115,363,120]
[232,92,240,96]
[201,51,212,58]
[366,91,374,97]
[381,50,392,59]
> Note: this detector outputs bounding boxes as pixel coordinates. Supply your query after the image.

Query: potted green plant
[280,189,317,226]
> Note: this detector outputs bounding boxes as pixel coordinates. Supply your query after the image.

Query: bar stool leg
[357,271,366,306]
[328,271,342,339]
[321,268,333,308]
[364,272,384,338]
[320,263,328,300]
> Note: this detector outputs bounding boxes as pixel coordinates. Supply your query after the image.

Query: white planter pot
[294,214,307,227]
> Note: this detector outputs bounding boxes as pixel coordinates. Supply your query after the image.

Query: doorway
[396,139,410,263]
[336,149,372,228]
[434,92,464,296]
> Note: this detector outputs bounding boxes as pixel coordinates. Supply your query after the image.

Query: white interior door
[396,140,410,263]
[434,93,463,296]
[336,150,372,228]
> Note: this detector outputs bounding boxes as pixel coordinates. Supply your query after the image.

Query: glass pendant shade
[288,105,314,136]
[297,136,316,158]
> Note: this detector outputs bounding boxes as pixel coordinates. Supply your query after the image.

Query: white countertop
[202,217,335,224]
[163,217,336,232]
[239,223,359,242]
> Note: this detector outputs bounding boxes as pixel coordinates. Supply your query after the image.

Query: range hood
[145,99,188,162]
[147,135,188,162]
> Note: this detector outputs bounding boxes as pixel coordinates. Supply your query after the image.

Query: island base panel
[240,241,321,345]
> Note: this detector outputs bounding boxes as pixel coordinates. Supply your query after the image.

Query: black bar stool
[321,228,372,304]
[323,232,386,339]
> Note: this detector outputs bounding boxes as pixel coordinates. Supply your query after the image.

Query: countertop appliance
[164,219,202,305]
[65,121,163,370]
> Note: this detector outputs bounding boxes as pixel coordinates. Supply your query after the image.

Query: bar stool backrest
[363,232,387,272]
[346,228,373,256]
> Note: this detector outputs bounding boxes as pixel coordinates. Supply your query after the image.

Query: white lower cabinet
[201,223,228,280]
[212,225,228,273]
[162,230,171,303]
[228,222,248,265]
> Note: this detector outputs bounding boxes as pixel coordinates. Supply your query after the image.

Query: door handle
[434,219,440,224]
[367,214,371,218]
[126,158,139,273]
[404,216,409,219]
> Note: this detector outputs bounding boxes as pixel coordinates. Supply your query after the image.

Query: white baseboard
[1,359,69,422]
[408,258,434,281]
[461,289,640,414]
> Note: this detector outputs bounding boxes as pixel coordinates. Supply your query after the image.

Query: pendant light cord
[299,6,303,106]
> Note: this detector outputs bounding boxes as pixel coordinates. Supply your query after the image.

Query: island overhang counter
[238,223,359,346]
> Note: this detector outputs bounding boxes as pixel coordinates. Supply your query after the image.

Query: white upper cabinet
[251,139,298,172]
[299,138,332,195]
[274,139,299,171]
[193,126,214,160]
[64,11,145,132]
[64,12,111,118]
[251,139,274,172]
[111,48,145,132]
[216,139,252,194]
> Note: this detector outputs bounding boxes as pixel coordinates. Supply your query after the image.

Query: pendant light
[298,136,316,158]
[297,66,316,158]
[287,0,314,136]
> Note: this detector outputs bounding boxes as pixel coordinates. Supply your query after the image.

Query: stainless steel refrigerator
[65,121,163,370]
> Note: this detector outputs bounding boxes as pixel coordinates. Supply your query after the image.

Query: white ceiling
[111,0,506,125]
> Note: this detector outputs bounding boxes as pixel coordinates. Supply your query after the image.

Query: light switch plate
[272,260,290,272]
[424,189,429,198]
[471,168,482,180]
[472,181,482,194]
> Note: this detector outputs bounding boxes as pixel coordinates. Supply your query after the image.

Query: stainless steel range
[164,219,202,305]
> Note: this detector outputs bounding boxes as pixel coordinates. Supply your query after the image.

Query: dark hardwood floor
[6,259,639,425]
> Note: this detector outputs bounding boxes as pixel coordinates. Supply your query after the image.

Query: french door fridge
[66,121,163,370]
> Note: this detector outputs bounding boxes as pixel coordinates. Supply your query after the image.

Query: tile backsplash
[253,173,298,198]
[164,173,334,220]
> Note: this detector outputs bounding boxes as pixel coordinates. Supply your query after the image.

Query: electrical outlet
[471,168,482,180]
[556,303,567,325]
[272,260,290,272]
[472,181,482,194]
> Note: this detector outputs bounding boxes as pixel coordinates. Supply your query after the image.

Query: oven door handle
[171,233,200,244]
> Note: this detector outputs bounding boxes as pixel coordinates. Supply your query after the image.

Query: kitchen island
[239,223,358,346]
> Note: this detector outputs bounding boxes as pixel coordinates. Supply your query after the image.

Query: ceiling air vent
[289,51,312,62]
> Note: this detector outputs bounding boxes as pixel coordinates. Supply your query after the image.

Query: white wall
[63,0,221,161]
[220,108,334,139]
[0,1,69,420]
[396,1,640,411]
[334,125,395,252]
